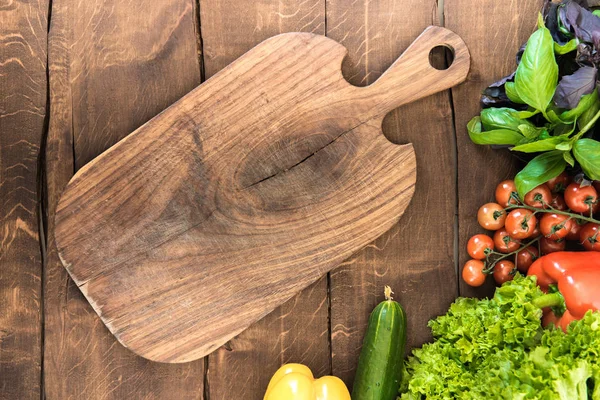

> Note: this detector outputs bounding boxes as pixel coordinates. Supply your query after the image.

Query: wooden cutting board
[55,26,469,363]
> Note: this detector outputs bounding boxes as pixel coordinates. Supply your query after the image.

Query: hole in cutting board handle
[429,45,454,70]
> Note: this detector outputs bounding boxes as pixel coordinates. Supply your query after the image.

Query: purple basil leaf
[545,2,571,44]
[480,72,528,109]
[563,1,600,43]
[516,43,527,65]
[554,65,598,108]
[489,72,515,88]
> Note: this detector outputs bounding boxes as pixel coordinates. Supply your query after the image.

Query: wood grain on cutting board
[199,1,331,397]
[44,0,205,398]
[54,26,470,363]
[0,2,48,398]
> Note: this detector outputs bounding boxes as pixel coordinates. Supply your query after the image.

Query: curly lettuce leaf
[400,275,600,400]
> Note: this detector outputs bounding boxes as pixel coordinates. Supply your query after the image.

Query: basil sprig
[468,6,600,198]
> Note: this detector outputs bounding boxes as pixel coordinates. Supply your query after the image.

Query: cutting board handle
[361,26,470,118]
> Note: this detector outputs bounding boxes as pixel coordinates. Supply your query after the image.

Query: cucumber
[351,286,407,400]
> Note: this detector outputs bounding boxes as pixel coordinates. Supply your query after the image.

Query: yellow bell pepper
[264,363,351,400]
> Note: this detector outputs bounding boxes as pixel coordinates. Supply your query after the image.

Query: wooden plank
[199,1,330,398]
[44,0,205,397]
[445,0,542,298]
[0,1,48,398]
[327,0,459,387]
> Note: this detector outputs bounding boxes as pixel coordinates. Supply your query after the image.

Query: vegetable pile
[529,252,600,330]
[399,275,600,399]
[463,173,600,288]
[468,0,600,196]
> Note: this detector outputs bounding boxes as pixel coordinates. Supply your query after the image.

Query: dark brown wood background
[1,0,541,398]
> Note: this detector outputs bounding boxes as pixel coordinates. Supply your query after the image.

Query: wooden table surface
[1,0,541,398]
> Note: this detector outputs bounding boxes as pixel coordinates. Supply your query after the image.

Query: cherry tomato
[493,228,521,253]
[542,309,560,328]
[564,183,598,213]
[477,203,506,230]
[540,237,566,254]
[566,220,585,241]
[524,184,552,208]
[495,180,519,207]
[493,260,515,285]
[549,194,568,211]
[505,209,537,240]
[558,310,578,331]
[530,220,541,237]
[462,259,486,287]
[580,223,600,251]
[539,213,573,240]
[467,234,494,260]
[546,172,571,193]
[515,246,539,273]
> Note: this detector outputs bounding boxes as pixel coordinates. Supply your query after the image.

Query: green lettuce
[399,275,600,399]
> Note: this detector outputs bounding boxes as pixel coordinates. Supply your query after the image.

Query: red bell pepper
[527,251,600,332]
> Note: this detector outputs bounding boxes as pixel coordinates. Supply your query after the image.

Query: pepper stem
[532,292,565,309]
[384,286,394,301]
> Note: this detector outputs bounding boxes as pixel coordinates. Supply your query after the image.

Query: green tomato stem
[577,108,600,137]
[483,236,541,274]
[532,292,565,309]
[505,204,600,225]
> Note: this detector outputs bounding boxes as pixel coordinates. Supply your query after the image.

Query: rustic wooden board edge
[54,27,469,363]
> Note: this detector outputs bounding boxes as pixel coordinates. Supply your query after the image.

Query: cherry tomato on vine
[542,309,560,328]
[515,246,538,273]
[580,223,600,251]
[462,260,486,287]
[493,260,515,285]
[495,180,518,207]
[540,237,566,254]
[546,172,571,193]
[566,220,585,241]
[530,220,541,237]
[477,203,506,230]
[493,228,520,253]
[467,234,494,260]
[539,213,573,240]
[524,184,552,208]
[505,209,537,240]
[564,183,598,213]
[549,194,568,211]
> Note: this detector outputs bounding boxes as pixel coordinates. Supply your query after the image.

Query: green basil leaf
[554,38,579,55]
[537,12,545,29]
[560,90,598,122]
[563,151,575,167]
[480,108,534,132]
[515,151,567,198]
[517,124,544,139]
[505,82,526,104]
[573,139,600,180]
[545,109,566,124]
[555,141,572,151]
[467,116,524,145]
[593,10,600,18]
[578,91,600,130]
[552,121,577,137]
[515,109,540,119]
[511,135,569,153]
[514,23,559,112]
